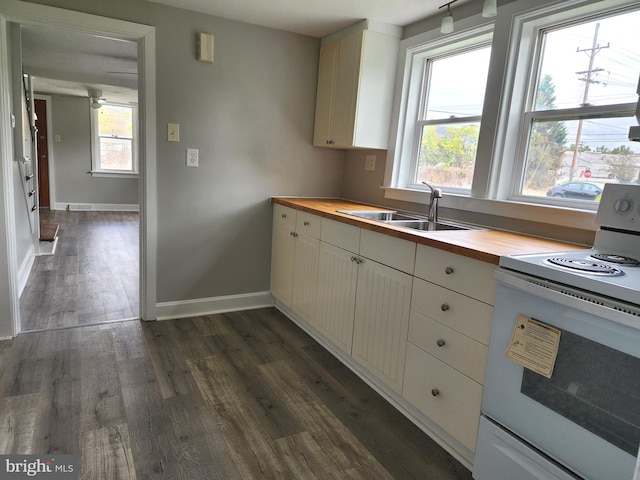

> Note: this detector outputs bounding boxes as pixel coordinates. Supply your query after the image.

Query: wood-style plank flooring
[20,210,139,332]
[0,309,473,479]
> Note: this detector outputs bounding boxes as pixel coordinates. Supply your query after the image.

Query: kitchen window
[508,6,640,206]
[385,26,493,196]
[91,103,138,177]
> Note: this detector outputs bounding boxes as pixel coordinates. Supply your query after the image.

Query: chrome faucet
[422,181,442,223]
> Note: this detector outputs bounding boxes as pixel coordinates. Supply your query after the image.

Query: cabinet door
[313,41,339,147]
[331,31,361,147]
[291,234,320,323]
[316,243,358,354]
[271,207,296,306]
[352,259,412,393]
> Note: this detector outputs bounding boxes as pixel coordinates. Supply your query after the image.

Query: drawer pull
[431,388,440,397]
[290,232,298,238]
[445,266,454,275]
[351,256,362,265]
[304,221,310,226]
[281,213,287,218]
[436,339,446,347]
[440,303,449,312]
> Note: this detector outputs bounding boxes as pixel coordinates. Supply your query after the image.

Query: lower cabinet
[316,242,358,354]
[352,258,412,394]
[291,233,320,323]
[271,204,494,467]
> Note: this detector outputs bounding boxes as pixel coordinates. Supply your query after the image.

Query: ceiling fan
[88,89,106,109]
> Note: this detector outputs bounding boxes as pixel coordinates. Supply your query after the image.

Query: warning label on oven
[506,315,561,378]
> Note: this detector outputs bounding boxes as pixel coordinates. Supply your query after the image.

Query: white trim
[0,15,21,338]
[0,0,157,335]
[383,186,598,231]
[16,243,34,296]
[155,291,275,321]
[54,202,139,212]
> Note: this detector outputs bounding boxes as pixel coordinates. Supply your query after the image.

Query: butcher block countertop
[271,197,586,265]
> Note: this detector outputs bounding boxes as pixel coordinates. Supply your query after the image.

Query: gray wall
[23,0,345,304]
[50,95,139,207]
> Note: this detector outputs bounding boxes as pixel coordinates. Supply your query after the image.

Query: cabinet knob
[445,266,454,275]
[304,221,310,226]
[290,232,298,237]
[351,256,362,264]
[436,339,446,347]
[281,213,287,218]
[440,303,449,312]
[431,388,440,397]
[326,139,334,145]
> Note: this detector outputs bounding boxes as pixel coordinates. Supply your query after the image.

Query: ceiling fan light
[90,98,102,109]
[482,0,497,17]
[441,14,454,34]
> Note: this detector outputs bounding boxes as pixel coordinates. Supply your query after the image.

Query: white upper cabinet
[313,24,400,149]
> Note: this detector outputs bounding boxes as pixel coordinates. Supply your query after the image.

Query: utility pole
[568,23,610,182]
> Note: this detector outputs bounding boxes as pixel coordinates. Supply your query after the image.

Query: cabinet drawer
[360,229,416,274]
[414,244,497,304]
[273,204,296,231]
[408,310,488,384]
[403,342,483,452]
[321,218,360,253]
[296,211,321,239]
[411,278,492,345]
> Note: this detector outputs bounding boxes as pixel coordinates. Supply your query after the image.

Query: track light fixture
[439,0,457,34]
[482,0,497,17]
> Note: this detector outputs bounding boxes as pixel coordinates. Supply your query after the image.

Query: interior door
[34,98,50,209]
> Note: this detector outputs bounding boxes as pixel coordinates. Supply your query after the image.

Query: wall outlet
[186,148,199,167]
[365,155,376,171]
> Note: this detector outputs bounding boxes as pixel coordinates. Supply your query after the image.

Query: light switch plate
[365,155,376,171]
[168,123,180,142]
[186,148,199,167]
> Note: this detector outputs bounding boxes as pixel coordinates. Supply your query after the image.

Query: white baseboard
[155,291,275,320]
[17,244,35,297]
[53,202,139,212]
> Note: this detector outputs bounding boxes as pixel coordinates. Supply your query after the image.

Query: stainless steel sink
[337,209,481,231]
[337,210,424,222]
[383,219,476,231]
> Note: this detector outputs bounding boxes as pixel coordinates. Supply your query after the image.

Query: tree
[524,75,567,190]
[606,145,636,182]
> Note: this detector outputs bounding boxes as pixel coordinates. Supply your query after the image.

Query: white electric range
[474,183,640,480]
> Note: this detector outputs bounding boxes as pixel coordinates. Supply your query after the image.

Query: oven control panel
[596,184,640,232]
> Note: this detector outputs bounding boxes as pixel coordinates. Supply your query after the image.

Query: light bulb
[482,0,497,17]
[441,14,454,33]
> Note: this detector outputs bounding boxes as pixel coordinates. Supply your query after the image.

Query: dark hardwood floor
[0,308,473,479]
[20,210,139,332]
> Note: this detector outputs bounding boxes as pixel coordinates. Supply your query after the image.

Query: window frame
[90,101,139,178]
[384,24,494,196]
[504,5,639,208]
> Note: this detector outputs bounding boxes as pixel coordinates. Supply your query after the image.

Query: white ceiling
[20,0,470,102]
[147,0,468,38]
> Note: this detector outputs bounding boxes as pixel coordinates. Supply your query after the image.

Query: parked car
[546,182,603,200]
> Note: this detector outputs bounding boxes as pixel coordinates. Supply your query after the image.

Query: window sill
[90,171,139,179]
[382,187,598,232]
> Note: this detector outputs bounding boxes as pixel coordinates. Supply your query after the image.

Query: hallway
[19,210,139,332]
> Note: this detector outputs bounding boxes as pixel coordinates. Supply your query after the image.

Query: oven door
[480,270,640,480]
